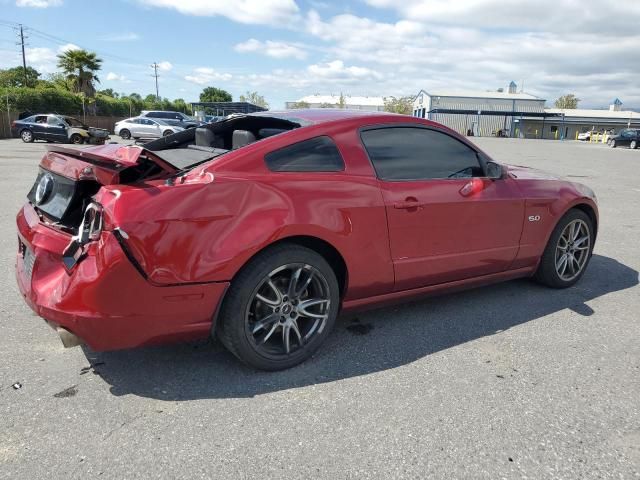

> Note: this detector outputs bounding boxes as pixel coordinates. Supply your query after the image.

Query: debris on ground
[53,385,78,398]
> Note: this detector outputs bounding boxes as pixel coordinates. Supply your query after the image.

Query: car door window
[47,116,64,126]
[361,127,483,181]
[34,115,47,124]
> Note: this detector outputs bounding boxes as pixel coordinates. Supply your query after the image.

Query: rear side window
[265,136,344,172]
[360,127,483,180]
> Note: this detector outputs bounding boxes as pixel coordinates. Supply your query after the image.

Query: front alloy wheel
[535,209,594,288]
[554,219,591,282]
[217,243,339,370]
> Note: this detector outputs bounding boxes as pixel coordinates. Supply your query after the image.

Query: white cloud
[20,43,81,73]
[157,61,173,71]
[16,0,62,7]
[58,43,81,53]
[184,67,233,85]
[297,7,640,107]
[307,60,381,81]
[365,0,640,34]
[234,39,307,60]
[101,32,140,42]
[106,72,126,81]
[136,0,300,26]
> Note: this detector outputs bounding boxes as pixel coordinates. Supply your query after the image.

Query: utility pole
[17,24,28,86]
[151,62,160,100]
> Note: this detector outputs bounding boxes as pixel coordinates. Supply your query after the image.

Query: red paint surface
[16,111,598,350]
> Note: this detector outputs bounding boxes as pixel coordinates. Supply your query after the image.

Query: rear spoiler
[45,144,178,173]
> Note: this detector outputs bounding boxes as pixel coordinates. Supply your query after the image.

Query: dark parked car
[11,114,110,144]
[608,129,639,149]
[139,110,202,129]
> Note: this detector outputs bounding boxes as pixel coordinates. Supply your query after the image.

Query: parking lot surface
[0,137,638,479]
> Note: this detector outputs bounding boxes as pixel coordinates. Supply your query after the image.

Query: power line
[1,20,150,66]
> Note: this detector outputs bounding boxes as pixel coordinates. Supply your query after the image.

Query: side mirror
[486,161,504,179]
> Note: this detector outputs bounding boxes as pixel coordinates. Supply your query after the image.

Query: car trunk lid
[29,144,178,232]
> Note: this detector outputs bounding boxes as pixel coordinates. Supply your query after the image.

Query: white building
[412,82,546,137]
[520,99,640,140]
[286,95,385,111]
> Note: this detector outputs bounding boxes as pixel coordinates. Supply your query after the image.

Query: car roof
[250,108,399,125]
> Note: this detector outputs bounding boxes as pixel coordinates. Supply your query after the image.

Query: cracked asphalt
[0,137,638,479]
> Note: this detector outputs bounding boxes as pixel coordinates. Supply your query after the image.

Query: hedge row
[0,87,190,117]
[0,87,83,115]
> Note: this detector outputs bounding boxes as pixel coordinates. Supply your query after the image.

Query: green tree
[239,91,269,108]
[0,66,40,88]
[337,93,346,109]
[56,49,102,97]
[318,102,334,108]
[98,88,118,98]
[199,86,232,103]
[554,94,580,109]
[43,72,73,91]
[172,98,189,113]
[289,101,310,109]
[384,96,413,115]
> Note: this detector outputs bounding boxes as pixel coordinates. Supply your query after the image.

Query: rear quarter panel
[97,119,395,301]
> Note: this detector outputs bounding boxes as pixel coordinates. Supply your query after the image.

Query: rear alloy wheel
[162,129,173,137]
[610,139,616,148]
[535,209,594,288]
[217,244,339,370]
[70,133,84,145]
[20,129,33,143]
[631,140,637,149]
[119,129,131,140]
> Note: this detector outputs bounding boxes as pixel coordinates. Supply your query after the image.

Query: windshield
[63,116,86,128]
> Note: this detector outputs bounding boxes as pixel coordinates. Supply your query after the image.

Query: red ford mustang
[16,109,598,370]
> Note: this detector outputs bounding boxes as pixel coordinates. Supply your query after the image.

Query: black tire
[631,140,637,150]
[20,129,34,143]
[119,129,131,140]
[534,209,594,288]
[162,129,173,137]
[70,133,84,145]
[610,139,616,148]
[217,243,340,370]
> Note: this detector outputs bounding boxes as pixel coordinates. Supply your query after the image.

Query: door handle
[393,197,423,210]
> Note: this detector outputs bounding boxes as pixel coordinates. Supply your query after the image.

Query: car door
[46,116,69,142]
[31,115,49,140]
[127,118,143,137]
[140,118,162,138]
[360,125,525,291]
[617,130,630,147]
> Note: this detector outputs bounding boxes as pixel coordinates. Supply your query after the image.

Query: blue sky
[1,0,639,109]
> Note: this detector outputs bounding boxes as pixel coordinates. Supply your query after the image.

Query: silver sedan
[114,117,185,140]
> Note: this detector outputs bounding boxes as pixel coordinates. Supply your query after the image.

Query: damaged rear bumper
[15,203,228,351]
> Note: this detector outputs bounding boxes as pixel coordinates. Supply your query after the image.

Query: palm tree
[56,49,102,97]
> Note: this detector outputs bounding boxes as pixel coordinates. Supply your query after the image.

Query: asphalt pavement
[0,136,638,479]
